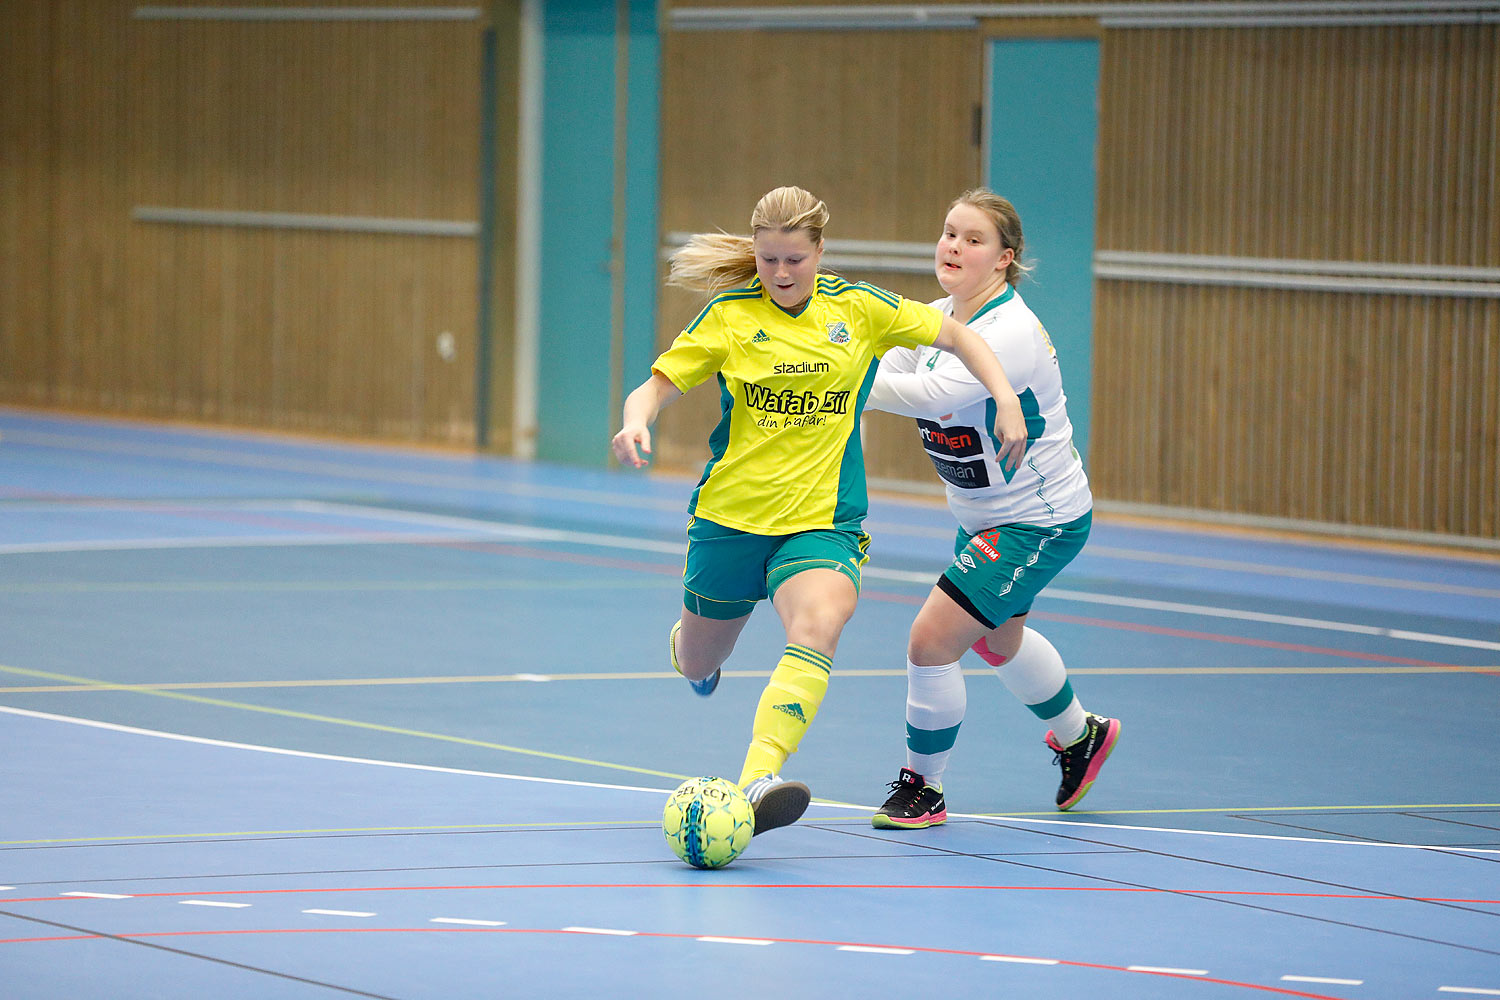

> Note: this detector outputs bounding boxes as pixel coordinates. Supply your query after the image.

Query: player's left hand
[992,395,1026,474]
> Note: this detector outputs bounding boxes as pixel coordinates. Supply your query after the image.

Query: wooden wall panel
[654,27,981,475]
[0,2,56,405]
[1098,25,1499,264]
[132,19,479,220]
[1093,23,1499,541]
[50,1,134,413]
[0,0,488,445]
[1092,284,1500,538]
[659,30,978,240]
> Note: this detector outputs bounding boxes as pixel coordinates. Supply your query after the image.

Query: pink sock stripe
[970,637,1007,666]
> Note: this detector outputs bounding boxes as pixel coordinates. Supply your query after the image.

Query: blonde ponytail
[667,232,758,292]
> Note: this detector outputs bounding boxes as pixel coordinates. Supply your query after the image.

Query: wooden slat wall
[654,28,981,474]
[1094,284,1499,537]
[1099,25,1498,263]
[0,2,57,406]
[0,0,491,444]
[1094,24,1499,539]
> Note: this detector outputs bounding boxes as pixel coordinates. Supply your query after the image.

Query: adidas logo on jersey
[752,329,771,343]
[773,702,807,722]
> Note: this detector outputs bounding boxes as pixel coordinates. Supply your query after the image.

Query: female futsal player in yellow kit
[611,186,1026,834]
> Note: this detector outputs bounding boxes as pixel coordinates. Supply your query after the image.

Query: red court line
[0,926,1348,998]
[12,884,1497,904]
[1023,610,1483,670]
[866,594,1470,669]
[443,541,683,575]
[438,542,1487,671]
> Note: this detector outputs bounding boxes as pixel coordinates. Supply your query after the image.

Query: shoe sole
[1057,719,1120,811]
[871,808,947,830]
[751,781,811,835]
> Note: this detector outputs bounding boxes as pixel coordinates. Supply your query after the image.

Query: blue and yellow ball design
[662,776,754,869]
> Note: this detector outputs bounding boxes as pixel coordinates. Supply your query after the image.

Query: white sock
[904,658,965,787]
[993,627,1086,745]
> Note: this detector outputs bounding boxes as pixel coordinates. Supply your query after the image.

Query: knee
[781,602,853,651]
[907,617,960,667]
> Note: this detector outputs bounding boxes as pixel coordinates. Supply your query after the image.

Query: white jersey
[867,284,1091,534]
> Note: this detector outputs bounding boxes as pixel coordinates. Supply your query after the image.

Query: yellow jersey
[653,275,943,534]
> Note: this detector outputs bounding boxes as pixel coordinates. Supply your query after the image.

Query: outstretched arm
[931,314,1027,473]
[611,372,683,468]
[868,351,991,418]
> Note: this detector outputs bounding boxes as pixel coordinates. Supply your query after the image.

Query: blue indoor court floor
[0,408,1497,999]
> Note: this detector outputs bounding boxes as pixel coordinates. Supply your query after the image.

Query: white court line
[562,926,636,936]
[299,503,1500,652]
[60,891,132,899]
[8,425,1497,588]
[838,945,915,955]
[430,917,506,927]
[0,428,687,513]
[0,705,668,796]
[1283,975,1364,985]
[303,909,375,917]
[4,704,1498,855]
[8,491,1498,650]
[1038,587,1500,653]
[1439,989,1500,996]
[13,425,1499,583]
[4,498,1493,653]
[0,533,486,556]
[1129,965,1208,975]
[697,936,773,946]
[180,899,251,909]
[980,955,1059,965]
[1075,544,1500,600]
[951,810,1500,855]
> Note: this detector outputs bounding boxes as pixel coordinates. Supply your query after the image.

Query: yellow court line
[6,802,1497,847]
[0,663,689,783]
[1,663,1494,695]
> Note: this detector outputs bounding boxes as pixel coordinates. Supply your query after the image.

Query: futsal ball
[662,776,754,869]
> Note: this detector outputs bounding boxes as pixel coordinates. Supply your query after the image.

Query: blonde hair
[668,186,829,292]
[951,188,1033,286]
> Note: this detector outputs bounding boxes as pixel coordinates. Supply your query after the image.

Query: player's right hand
[611,425,652,468]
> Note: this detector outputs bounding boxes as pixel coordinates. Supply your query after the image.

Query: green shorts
[682,516,870,620]
[936,511,1091,629]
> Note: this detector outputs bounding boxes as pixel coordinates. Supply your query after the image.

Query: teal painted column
[621,0,659,403]
[986,38,1099,467]
[536,0,658,465]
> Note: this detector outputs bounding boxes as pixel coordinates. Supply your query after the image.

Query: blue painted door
[986,38,1100,467]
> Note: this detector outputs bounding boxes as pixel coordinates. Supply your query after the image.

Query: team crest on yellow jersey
[826,321,850,344]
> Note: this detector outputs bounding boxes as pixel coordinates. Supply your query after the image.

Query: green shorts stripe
[905,721,962,755]
[785,644,833,673]
[1025,679,1075,721]
[682,516,870,621]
